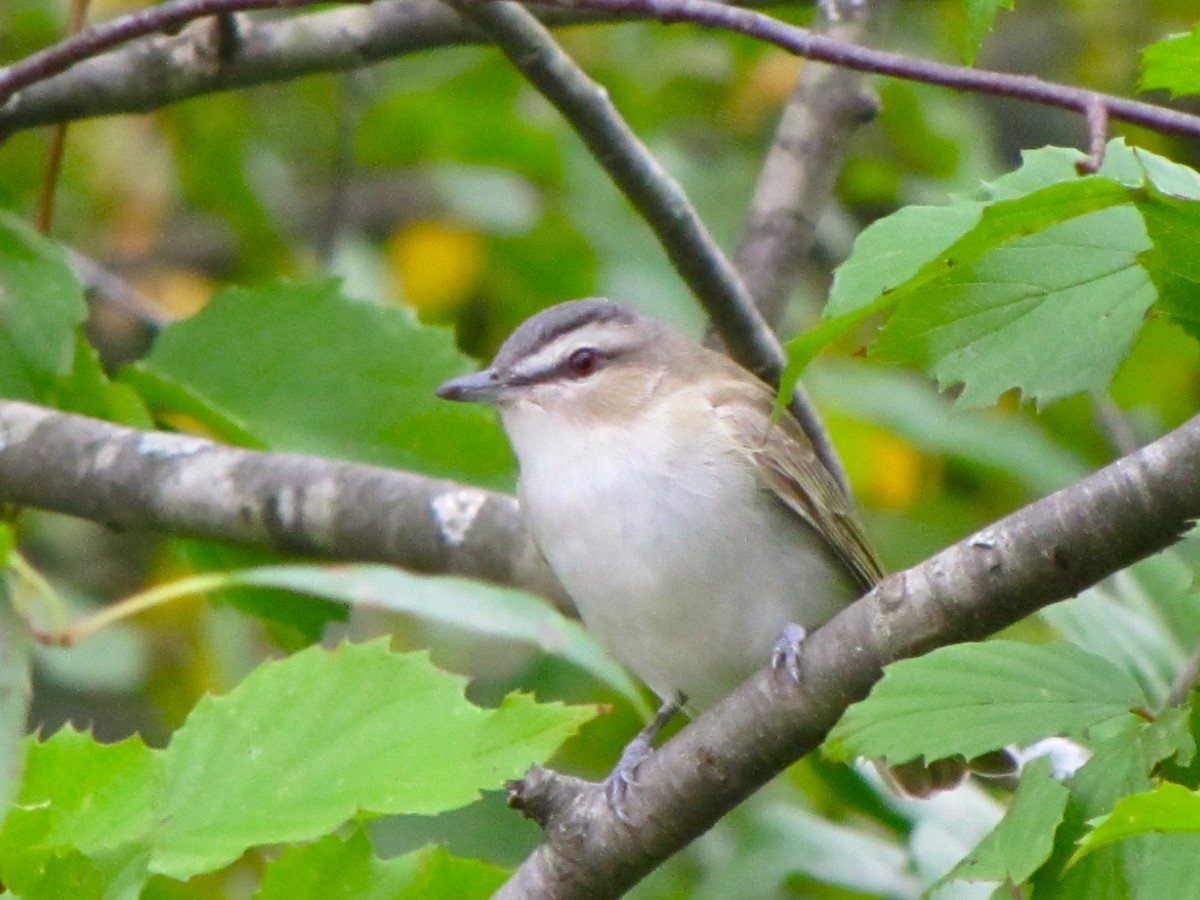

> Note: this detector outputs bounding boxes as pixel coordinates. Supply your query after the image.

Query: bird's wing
[708,380,884,591]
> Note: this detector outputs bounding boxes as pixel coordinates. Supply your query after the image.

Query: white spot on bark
[432,489,488,546]
[138,432,210,458]
[0,405,51,451]
[93,443,120,470]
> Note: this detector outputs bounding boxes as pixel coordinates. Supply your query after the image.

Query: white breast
[502,391,859,711]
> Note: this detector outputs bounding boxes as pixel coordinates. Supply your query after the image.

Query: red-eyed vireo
[437,298,964,797]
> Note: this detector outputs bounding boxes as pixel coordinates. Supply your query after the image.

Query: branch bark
[496,411,1200,898]
[0,400,568,611]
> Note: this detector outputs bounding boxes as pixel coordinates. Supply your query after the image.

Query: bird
[437,297,964,797]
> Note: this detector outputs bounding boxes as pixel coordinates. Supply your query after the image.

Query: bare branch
[0,1,782,133]
[0,400,569,612]
[532,0,1200,140]
[497,410,1200,898]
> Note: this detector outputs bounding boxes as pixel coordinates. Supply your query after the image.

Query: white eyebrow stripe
[510,321,636,381]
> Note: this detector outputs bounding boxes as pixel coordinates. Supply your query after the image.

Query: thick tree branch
[0,400,569,612]
[495,412,1200,898]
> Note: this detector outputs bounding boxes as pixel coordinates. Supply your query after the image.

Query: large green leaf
[0,214,87,400]
[871,200,1154,407]
[149,640,593,878]
[0,729,158,900]
[121,279,513,488]
[824,641,1146,763]
[1,644,590,888]
[785,142,1200,409]
[214,563,649,716]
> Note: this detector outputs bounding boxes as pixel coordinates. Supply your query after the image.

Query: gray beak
[436,368,505,404]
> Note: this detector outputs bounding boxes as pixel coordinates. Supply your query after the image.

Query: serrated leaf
[808,360,1089,496]
[986,139,1200,200]
[935,756,1069,889]
[0,728,159,856]
[824,641,1146,763]
[149,640,593,879]
[121,279,514,489]
[873,202,1155,407]
[258,830,505,900]
[784,177,1142,401]
[1140,26,1200,98]
[216,563,649,716]
[0,214,87,400]
[1074,782,1200,863]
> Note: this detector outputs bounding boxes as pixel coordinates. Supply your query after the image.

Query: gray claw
[771,622,807,683]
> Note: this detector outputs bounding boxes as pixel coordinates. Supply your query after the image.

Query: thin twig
[1077,93,1110,175]
[528,0,1200,140]
[33,0,92,232]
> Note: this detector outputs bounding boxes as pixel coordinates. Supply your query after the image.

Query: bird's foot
[770,622,808,683]
[604,694,683,820]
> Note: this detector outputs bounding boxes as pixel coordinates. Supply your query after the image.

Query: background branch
[0,0,784,133]
[0,400,568,611]
[730,0,889,326]
[546,0,1200,139]
[497,410,1200,898]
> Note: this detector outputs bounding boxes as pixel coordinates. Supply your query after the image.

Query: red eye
[567,347,598,377]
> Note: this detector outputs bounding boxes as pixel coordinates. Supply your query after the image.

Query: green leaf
[1029,711,1194,899]
[691,801,916,899]
[121,279,514,488]
[1074,783,1200,862]
[0,213,87,400]
[214,563,649,716]
[824,641,1146,763]
[935,756,1069,888]
[0,729,157,900]
[149,640,593,879]
[873,200,1154,407]
[0,728,160,856]
[1040,574,1187,708]
[960,0,1015,63]
[53,334,153,428]
[1140,26,1200,98]
[258,830,506,900]
[1139,189,1200,341]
